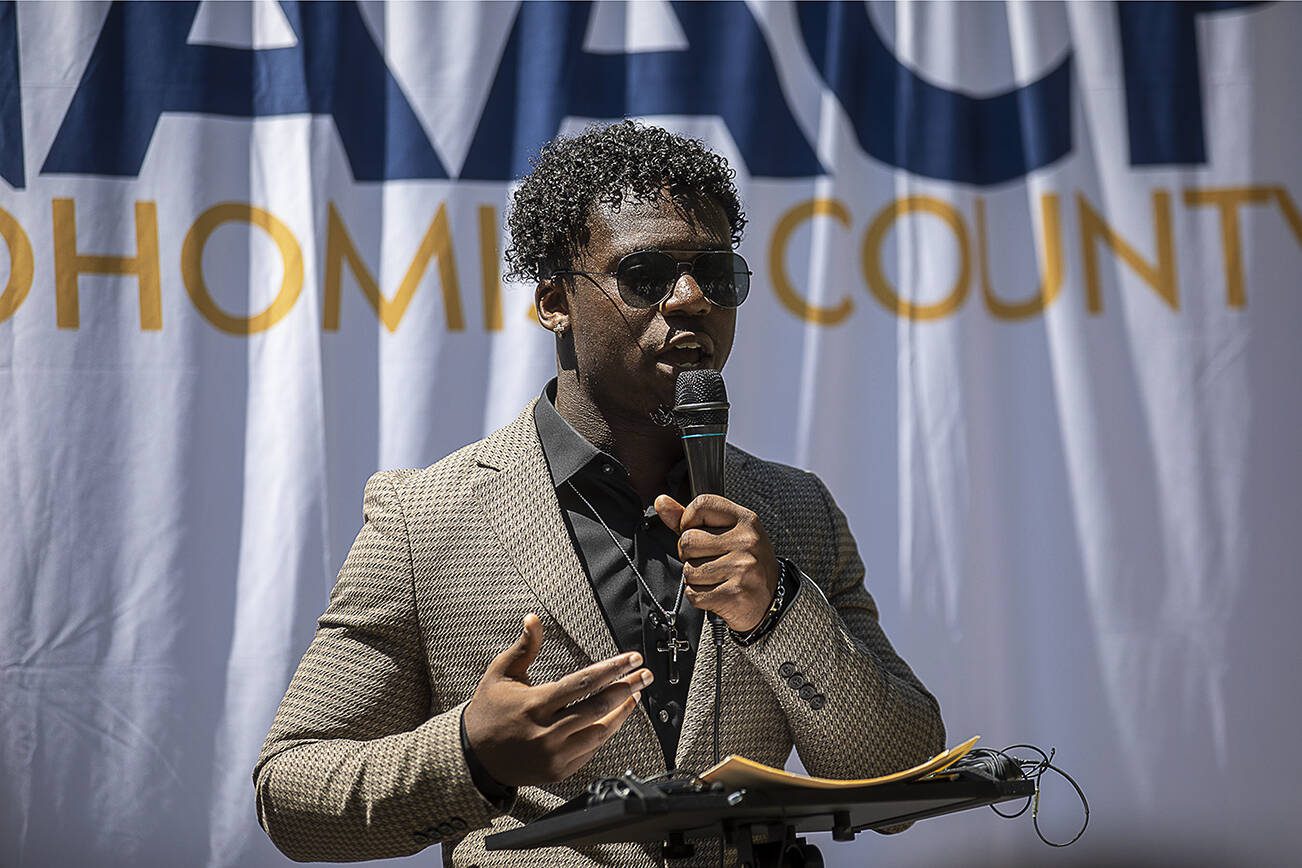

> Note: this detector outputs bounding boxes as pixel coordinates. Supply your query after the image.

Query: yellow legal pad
[699,736,981,790]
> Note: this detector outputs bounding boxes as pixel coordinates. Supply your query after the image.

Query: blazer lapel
[472,402,620,668]
[472,402,663,771]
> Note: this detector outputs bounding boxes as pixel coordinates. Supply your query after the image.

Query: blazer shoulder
[375,399,539,504]
[360,442,477,508]
[727,443,823,501]
[725,445,842,566]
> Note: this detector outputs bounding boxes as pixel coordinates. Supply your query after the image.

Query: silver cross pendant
[656,622,691,685]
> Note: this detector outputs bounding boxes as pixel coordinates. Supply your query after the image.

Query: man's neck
[554,375,682,505]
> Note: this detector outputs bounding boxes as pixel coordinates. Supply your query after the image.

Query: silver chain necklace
[566,480,691,684]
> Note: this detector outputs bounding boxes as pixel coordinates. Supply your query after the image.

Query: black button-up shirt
[532,380,703,769]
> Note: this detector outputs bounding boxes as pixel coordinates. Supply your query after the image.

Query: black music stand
[484,776,1034,867]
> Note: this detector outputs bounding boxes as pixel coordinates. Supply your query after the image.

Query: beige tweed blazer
[253,401,945,866]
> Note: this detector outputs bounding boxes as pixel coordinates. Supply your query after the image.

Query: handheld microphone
[673,369,729,503]
[673,370,729,645]
[673,369,730,766]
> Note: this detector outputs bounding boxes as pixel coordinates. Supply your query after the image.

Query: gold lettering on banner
[0,208,34,323]
[323,202,464,333]
[1271,186,1302,247]
[862,196,971,320]
[1078,190,1178,314]
[769,198,855,325]
[182,203,303,335]
[976,194,1064,320]
[53,198,162,330]
[478,205,503,331]
[1183,186,1275,309]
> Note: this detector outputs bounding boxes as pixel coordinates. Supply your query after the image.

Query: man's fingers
[679,494,747,532]
[684,561,749,615]
[540,652,647,712]
[685,575,737,600]
[551,669,652,736]
[603,690,642,727]
[562,693,641,773]
[654,494,686,533]
[678,526,734,560]
[682,551,742,589]
[491,613,543,681]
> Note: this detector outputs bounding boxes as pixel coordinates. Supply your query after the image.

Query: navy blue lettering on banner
[0,1,24,189]
[796,1,1072,186]
[458,1,822,180]
[1117,1,1264,166]
[41,1,446,181]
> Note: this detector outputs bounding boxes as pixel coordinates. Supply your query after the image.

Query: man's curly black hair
[504,120,747,284]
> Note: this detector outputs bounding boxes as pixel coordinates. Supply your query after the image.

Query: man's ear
[536,277,571,334]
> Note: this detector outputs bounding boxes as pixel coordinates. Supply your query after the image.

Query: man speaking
[253,121,945,866]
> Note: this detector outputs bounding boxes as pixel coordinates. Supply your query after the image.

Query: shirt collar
[533,378,613,488]
[532,379,692,498]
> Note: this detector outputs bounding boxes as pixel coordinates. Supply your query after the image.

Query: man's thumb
[654,494,686,533]
[493,613,542,681]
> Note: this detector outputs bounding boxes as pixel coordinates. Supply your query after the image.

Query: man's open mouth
[657,341,712,368]
[657,332,715,369]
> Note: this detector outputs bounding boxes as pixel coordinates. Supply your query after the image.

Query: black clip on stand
[484,776,1033,868]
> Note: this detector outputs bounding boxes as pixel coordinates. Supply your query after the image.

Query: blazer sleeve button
[779,662,797,678]
[809,693,826,711]
[786,673,805,690]
[798,683,817,700]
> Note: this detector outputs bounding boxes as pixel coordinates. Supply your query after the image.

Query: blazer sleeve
[252,471,505,862]
[741,473,946,788]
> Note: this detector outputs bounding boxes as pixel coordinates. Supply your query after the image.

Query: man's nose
[660,270,711,317]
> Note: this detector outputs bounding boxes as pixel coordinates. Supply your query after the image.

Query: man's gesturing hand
[655,494,780,632]
[462,613,653,788]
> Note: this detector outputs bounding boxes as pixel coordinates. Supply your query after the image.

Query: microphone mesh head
[674,370,729,425]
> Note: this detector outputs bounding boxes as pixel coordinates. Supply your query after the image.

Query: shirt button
[658,709,670,723]
[602,463,614,474]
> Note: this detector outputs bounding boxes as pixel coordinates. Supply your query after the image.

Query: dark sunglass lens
[615,251,676,308]
[696,252,749,307]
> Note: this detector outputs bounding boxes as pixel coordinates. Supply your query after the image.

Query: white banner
[2,1,1300,865]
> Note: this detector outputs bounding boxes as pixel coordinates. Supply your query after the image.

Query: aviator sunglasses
[553,249,752,309]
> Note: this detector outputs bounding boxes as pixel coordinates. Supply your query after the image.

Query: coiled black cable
[951,744,1089,847]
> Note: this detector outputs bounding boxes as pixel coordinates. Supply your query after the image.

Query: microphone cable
[944,744,1089,847]
[711,616,726,767]
[710,617,727,868]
